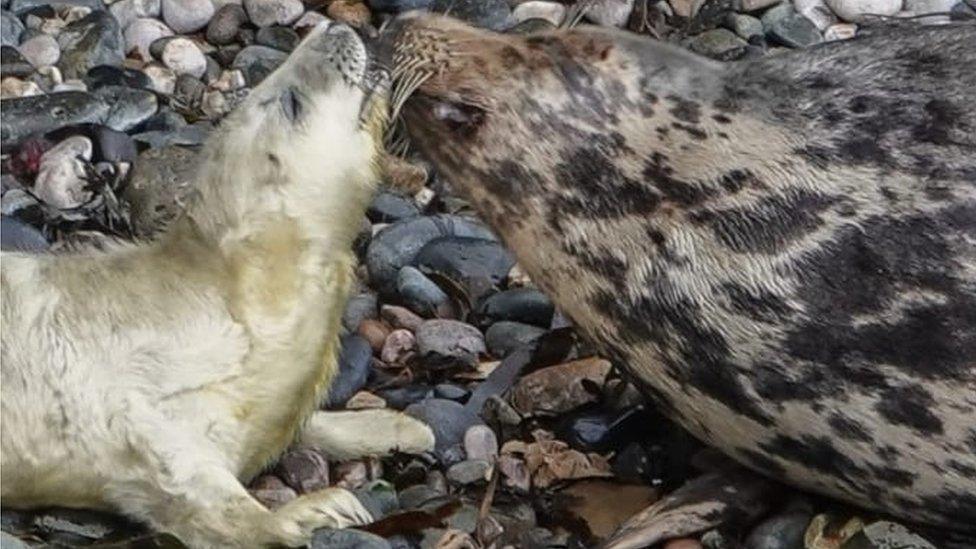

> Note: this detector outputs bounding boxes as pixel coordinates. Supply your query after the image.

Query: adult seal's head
[382,15,976,533]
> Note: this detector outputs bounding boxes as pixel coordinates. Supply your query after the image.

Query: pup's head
[189,21,390,247]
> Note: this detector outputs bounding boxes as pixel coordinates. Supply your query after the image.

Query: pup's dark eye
[280,87,303,123]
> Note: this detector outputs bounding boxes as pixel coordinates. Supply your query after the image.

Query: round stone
[161,0,215,33]
[123,17,172,61]
[17,32,58,67]
[825,0,902,21]
[207,3,248,46]
[244,0,303,27]
[161,36,206,78]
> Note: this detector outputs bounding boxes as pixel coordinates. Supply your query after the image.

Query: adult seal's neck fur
[383,15,976,534]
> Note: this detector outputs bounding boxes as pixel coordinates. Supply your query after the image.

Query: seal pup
[1,22,434,548]
[382,15,976,531]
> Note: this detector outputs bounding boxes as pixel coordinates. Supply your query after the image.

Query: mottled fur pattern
[385,16,976,530]
[1,23,433,548]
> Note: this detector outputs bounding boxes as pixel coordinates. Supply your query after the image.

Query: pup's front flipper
[107,411,371,548]
[267,487,373,545]
[298,409,435,460]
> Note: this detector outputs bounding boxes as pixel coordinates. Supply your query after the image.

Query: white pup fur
[1,22,433,548]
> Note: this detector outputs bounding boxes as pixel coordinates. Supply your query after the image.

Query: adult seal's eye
[280,87,304,123]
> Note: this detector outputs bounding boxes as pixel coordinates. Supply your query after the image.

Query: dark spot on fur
[869,465,916,488]
[525,35,559,49]
[690,189,837,254]
[920,491,976,525]
[875,385,944,435]
[838,137,890,166]
[902,51,949,80]
[564,240,628,282]
[738,449,787,477]
[552,147,660,219]
[806,75,836,89]
[827,414,873,442]
[500,46,525,67]
[877,445,901,463]
[647,228,666,248]
[712,113,732,124]
[667,95,701,124]
[913,99,965,146]
[759,434,867,483]
[643,153,707,206]
[947,460,976,477]
[722,283,792,323]
[848,95,871,114]
[752,362,821,403]
[589,289,774,426]
[786,208,976,385]
[671,122,707,140]
[716,169,763,193]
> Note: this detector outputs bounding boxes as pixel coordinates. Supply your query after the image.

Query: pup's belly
[1,387,113,510]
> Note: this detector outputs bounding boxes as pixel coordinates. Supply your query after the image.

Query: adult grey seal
[382,15,976,532]
[1,22,435,548]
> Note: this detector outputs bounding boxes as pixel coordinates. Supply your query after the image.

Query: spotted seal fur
[1,22,435,548]
[382,15,976,531]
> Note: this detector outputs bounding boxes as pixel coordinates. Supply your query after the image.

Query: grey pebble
[56,10,124,79]
[485,320,546,358]
[231,44,287,85]
[1,91,109,148]
[415,319,485,370]
[311,529,392,549]
[396,265,448,317]
[365,214,496,297]
[1,10,24,47]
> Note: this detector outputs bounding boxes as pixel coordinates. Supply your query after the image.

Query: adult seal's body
[383,16,976,531]
[1,22,434,548]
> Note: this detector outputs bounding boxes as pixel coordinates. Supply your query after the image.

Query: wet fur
[387,17,976,530]
[1,23,433,548]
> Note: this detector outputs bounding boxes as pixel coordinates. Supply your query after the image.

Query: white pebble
[902,0,954,21]
[36,66,64,86]
[34,136,94,210]
[52,80,88,92]
[0,77,43,99]
[211,68,245,91]
[903,0,956,12]
[18,33,60,67]
[26,14,67,35]
[823,22,857,39]
[161,36,207,78]
[143,63,177,94]
[124,18,173,61]
[584,0,635,26]
[794,0,838,29]
[200,89,229,118]
[110,0,162,29]
[61,6,93,24]
[244,0,303,27]
[464,425,499,462]
[739,0,780,10]
[292,10,328,31]
[825,0,902,21]
[162,0,215,33]
[512,1,567,25]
